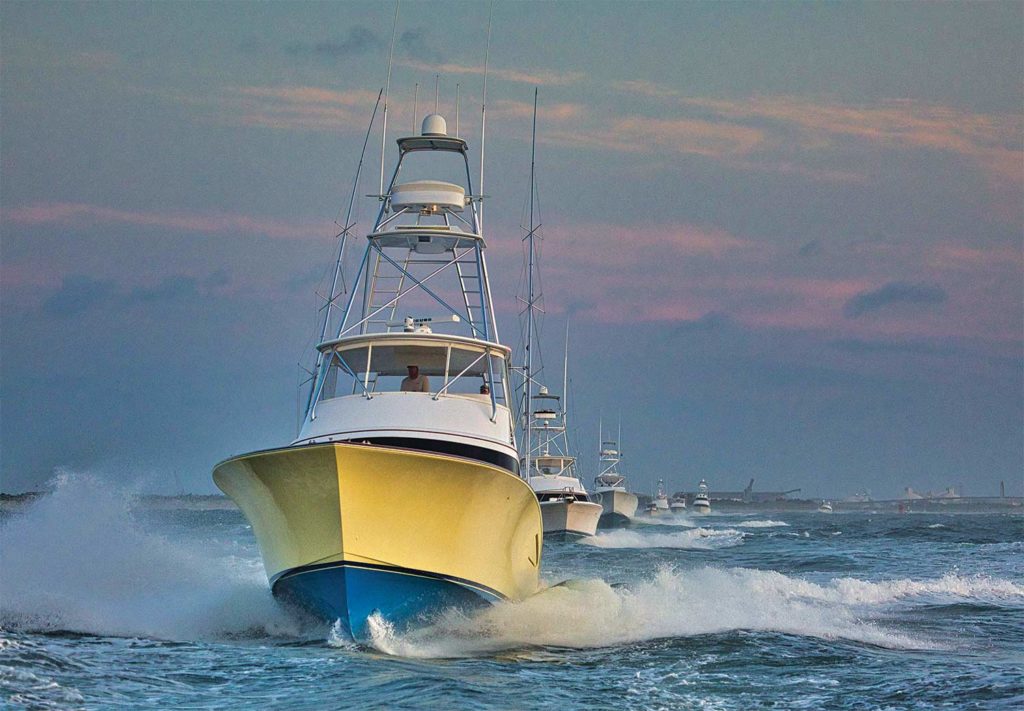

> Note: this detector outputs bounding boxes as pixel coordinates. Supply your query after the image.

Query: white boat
[526,417,602,541]
[653,479,670,513]
[213,111,542,640]
[818,500,833,513]
[593,424,639,527]
[517,97,601,542]
[669,493,687,514]
[692,478,711,515]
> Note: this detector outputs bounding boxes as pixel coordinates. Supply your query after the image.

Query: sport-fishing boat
[593,424,639,527]
[213,111,542,640]
[524,389,602,540]
[818,500,833,513]
[669,493,687,514]
[692,478,711,515]
[515,91,601,542]
[653,479,670,513]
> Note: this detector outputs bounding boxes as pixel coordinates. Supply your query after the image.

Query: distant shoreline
[3,490,1020,514]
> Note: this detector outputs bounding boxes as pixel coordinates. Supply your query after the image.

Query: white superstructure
[593,423,639,526]
[692,478,711,515]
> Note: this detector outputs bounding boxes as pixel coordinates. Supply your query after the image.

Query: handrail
[432,351,487,400]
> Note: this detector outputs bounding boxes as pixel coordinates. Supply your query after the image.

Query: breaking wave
[0,472,307,641]
[363,566,1015,658]
[581,527,745,550]
[734,519,790,528]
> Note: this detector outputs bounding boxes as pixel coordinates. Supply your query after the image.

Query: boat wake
[0,472,309,641]
[360,565,1021,658]
[582,527,744,550]
[733,519,790,528]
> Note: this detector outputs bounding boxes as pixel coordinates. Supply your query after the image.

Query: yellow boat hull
[213,442,542,637]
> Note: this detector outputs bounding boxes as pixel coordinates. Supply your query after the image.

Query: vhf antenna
[379,1,399,196]
[479,0,493,229]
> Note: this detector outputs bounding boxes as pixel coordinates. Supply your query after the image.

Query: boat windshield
[317,339,510,404]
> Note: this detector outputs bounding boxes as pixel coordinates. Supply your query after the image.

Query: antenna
[379,1,399,196]
[434,74,440,114]
[479,0,493,228]
[412,83,419,133]
[305,89,384,416]
[455,83,460,137]
[562,318,569,422]
[522,88,539,481]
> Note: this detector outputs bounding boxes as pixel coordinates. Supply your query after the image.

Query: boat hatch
[317,338,510,402]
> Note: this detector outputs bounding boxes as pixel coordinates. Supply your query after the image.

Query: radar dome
[421,114,447,137]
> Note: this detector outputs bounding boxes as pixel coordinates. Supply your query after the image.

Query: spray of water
[369,565,1024,659]
[0,471,307,641]
[582,527,745,550]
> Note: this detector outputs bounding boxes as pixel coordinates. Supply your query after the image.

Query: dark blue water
[2,475,1022,709]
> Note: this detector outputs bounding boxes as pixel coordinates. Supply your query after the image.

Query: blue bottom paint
[273,564,495,640]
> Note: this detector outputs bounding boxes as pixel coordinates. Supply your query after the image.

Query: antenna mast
[479,1,493,229]
[305,89,384,416]
[379,1,399,195]
[523,88,539,480]
[412,83,419,133]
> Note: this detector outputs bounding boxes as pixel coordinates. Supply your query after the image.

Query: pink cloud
[610,116,766,158]
[685,95,1023,195]
[489,99,586,123]
[2,202,327,240]
[396,60,584,87]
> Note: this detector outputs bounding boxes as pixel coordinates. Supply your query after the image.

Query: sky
[2,1,1021,499]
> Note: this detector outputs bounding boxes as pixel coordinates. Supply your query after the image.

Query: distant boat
[593,423,639,527]
[653,479,670,513]
[530,465,602,540]
[818,500,833,513]
[669,493,687,514]
[523,387,601,540]
[692,479,711,515]
[517,97,601,543]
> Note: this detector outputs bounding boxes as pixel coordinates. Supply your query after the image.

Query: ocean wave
[581,527,744,550]
[734,519,790,528]
[364,566,942,658]
[0,472,308,641]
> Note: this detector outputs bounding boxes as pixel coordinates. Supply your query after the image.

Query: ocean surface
[1,475,1021,710]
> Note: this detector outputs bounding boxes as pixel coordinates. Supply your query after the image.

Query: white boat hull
[595,489,638,527]
[540,500,602,540]
[692,502,711,515]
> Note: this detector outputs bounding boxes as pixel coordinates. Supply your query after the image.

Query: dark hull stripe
[342,436,519,475]
[271,559,507,602]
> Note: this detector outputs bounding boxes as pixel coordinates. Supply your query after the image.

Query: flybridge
[304,112,507,428]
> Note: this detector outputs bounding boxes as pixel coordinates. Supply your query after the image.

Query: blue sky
[2,1,1021,498]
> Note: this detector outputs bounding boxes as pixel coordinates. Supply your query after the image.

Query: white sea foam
[0,471,305,641]
[630,516,698,528]
[582,527,744,550]
[734,519,790,528]
[365,566,948,658]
